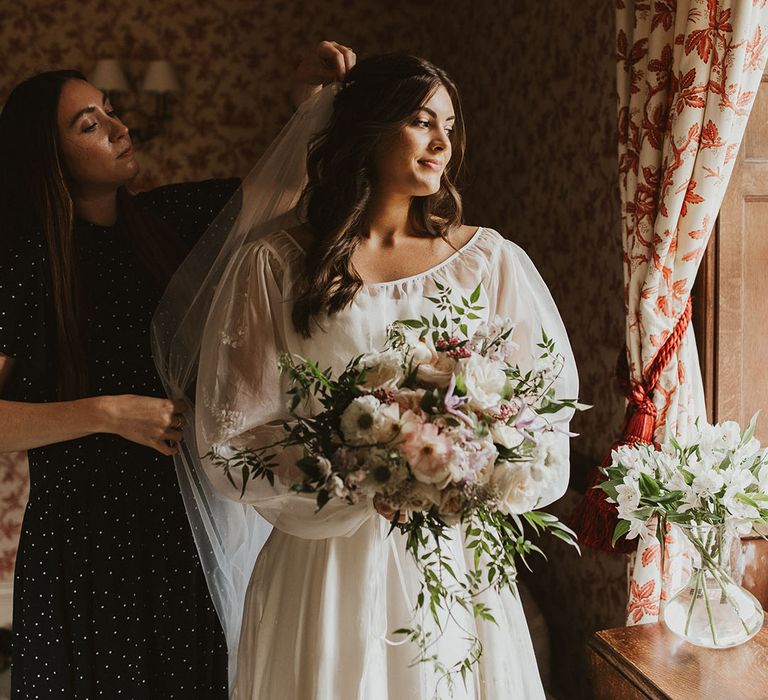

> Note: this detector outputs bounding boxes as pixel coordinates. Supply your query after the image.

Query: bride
[161,53,577,699]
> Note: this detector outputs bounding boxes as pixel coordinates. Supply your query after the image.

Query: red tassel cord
[569,297,693,553]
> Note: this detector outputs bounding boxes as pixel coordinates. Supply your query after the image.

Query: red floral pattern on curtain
[582,0,768,626]
[0,453,28,582]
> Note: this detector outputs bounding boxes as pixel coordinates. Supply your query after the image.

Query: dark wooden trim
[691,229,717,423]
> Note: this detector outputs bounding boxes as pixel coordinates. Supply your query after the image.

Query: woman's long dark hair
[0,70,184,399]
[293,54,467,337]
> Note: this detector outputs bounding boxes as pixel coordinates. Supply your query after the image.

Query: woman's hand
[99,395,188,456]
[291,40,357,107]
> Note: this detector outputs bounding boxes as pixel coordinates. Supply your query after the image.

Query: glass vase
[663,522,764,648]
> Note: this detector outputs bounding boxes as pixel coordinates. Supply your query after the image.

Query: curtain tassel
[568,298,692,553]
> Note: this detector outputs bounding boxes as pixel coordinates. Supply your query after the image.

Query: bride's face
[372,85,454,198]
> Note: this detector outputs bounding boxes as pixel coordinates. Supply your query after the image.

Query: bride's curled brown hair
[293,53,466,337]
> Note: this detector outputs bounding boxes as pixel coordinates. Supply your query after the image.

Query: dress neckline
[281,226,486,288]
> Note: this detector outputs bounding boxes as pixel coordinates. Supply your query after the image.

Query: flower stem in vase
[684,570,702,637]
[702,566,718,646]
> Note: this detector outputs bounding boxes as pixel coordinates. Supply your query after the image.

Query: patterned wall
[436,0,627,464]
[0,0,625,461]
[0,3,627,692]
[0,0,445,190]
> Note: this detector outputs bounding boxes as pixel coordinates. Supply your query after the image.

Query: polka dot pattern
[0,179,239,699]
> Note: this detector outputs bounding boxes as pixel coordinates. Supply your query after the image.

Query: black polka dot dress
[1,179,239,699]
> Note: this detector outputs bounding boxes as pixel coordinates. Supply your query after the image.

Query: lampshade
[142,60,180,94]
[90,59,130,92]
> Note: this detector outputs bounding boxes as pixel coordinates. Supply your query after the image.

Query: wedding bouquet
[599,416,768,646]
[208,281,583,689]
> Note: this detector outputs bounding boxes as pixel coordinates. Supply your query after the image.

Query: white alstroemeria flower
[678,486,701,513]
[652,449,677,482]
[626,516,652,541]
[360,348,405,391]
[615,476,641,518]
[757,458,768,494]
[691,469,725,500]
[729,439,761,470]
[722,467,759,524]
[698,421,742,460]
[614,444,653,478]
[722,464,757,492]
[666,467,689,493]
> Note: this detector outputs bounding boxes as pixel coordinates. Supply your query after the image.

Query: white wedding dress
[196,226,578,700]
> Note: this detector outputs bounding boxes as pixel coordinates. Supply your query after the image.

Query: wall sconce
[90,58,179,144]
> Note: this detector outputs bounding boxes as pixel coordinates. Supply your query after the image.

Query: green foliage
[392,506,578,694]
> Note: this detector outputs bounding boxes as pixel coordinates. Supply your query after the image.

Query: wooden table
[588,622,768,700]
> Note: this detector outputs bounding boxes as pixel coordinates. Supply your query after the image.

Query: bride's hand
[291,40,357,106]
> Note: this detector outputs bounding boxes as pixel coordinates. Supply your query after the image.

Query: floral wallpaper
[1,0,627,695]
[0,0,445,188]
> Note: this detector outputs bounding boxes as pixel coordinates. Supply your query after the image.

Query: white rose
[438,487,465,525]
[491,461,540,514]
[403,481,441,512]
[456,354,508,412]
[360,348,405,391]
[415,355,456,388]
[340,395,399,445]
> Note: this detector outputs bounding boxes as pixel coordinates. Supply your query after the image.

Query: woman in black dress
[0,41,355,699]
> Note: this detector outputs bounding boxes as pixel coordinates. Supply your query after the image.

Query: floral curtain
[0,452,28,583]
[574,0,768,626]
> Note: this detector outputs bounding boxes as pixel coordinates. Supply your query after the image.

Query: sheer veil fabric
[151,86,337,689]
